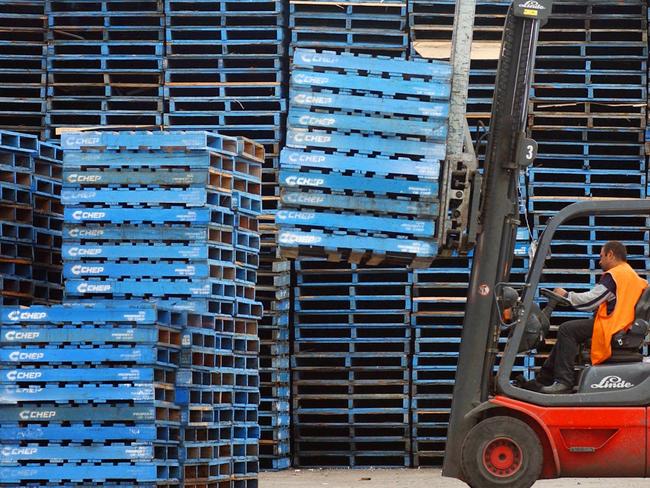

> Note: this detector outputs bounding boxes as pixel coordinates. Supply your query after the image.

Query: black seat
[605,287,650,364]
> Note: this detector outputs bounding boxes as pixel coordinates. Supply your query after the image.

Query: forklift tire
[460,416,542,488]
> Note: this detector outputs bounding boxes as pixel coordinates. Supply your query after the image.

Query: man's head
[599,241,627,271]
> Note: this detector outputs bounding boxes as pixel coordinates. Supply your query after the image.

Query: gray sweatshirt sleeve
[567,284,614,312]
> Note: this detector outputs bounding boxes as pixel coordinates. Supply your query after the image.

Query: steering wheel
[540,288,571,307]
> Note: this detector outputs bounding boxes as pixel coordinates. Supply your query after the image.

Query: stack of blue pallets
[289,0,409,58]
[58,130,263,487]
[0,0,46,137]
[292,260,412,468]
[45,0,165,139]
[277,48,451,268]
[0,303,182,486]
[0,130,63,308]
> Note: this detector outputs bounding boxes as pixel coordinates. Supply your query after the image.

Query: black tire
[461,416,543,488]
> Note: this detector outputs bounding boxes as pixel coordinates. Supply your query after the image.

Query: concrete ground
[260,468,648,487]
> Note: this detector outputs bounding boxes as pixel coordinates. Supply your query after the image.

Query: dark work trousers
[539,318,594,387]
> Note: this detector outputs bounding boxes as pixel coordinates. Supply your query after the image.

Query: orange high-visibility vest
[591,262,647,365]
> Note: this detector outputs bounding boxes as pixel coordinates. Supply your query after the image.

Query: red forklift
[441,1,650,486]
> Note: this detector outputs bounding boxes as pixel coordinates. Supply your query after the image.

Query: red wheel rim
[482,436,522,478]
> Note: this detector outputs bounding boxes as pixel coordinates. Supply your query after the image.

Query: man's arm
[554,274,616,312]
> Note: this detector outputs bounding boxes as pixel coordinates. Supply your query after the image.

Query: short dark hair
[602,241,627,261]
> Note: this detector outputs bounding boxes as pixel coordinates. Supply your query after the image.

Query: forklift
[440,1,650,486]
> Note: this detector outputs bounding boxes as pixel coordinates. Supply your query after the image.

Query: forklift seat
[604,286,650,364]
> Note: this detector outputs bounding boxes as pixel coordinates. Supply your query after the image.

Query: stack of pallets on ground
[292,260,412,468]
[0,303,182,486]
[0,130,63,308]
[527,0,649,367]
[277,48,451,268]
[289,0,409,58]
[58,130,263,487]
[44,0,164,139]
[0,0,46,137]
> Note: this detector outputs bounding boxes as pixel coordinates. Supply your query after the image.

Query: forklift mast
[442,0,553,479]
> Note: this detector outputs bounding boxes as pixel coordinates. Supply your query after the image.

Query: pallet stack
[0,0,46,137]
[0,130,63,308]
[527,0,649,367]
[45,0,165,138]
[289,0,409,58]
[292,260,412,467]
[0,303,182,486]
[58,130,262,487]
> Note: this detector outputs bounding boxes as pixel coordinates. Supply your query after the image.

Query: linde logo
[278,211,315,220]
[67,247,102,257]
[298,115,335,126]
[6,371,42,381]
[284,194,325,204]
[299,52,335,64]
[4,331,40,341]
[285,176,325,187]
[71,265,105,275]
[294,94,333,105]
[590,375,634,389]
[294,73,327,85]
[518,0,545,8]
[19,410,56,420]
[77,283,112,293]
[7,311,47,321]
[72,211,106,220]
[292,132,332,144]
[1,447,38,456]
[287,153,326,164]
[66,174,102,183]
[68,229,105,238]
[279,233,321,245]
[8,351,44,361]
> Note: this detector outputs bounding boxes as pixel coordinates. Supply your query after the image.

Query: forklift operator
[537,241,647,394]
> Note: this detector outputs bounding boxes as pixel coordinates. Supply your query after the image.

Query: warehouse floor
[260,469,649,487]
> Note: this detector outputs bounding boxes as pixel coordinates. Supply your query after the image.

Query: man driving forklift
[533,241,647,393]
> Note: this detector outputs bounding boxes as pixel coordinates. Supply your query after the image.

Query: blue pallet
[279,229,437,257]
[280,190,439,217]
[280,169,438,198]
[1,326,159,345]
[0,444,155,464]
[0,403,163,423]
[63,151,212,169]
[0,347,162,365]
[287,129,445,160]
[63,224,209,242]
[1,305,158,324]
[63,262,210,279]
[275,209,435,237]
[0,463,177,483]
[63,207,213,224]
[61,188,207,206]
[0,130,39,153]
[62,243,209,260]
[0,384,158,403]
[63,168,208,187]
[0,367,158,384]
[288,108,447,141]
[65,279,236,298]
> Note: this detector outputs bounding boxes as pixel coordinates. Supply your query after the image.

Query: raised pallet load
[45,0,165,139]
[0,130,63,308]
[277,48,451,268]
[59,130,263,488]
[0,303,182,487]
[0,1,46,137]
[292,260,412,468]
[527,0,649,372]
[289,0,409,59]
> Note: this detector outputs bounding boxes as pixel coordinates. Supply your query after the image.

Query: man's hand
[553,287,568,297]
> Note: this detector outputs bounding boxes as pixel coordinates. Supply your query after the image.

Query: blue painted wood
[0,384,157,402]
[280,148,440,178]
[1,326,158,345]
[291,69,451,99]
[290,89,449,119]
[61,131,236,153]
[64,207,212,224]
[292,48,452,78]
[0,367,155,384]
[0,403,159,423]
[1,306,157,324]
[278,229,437,256]
[287,129,445,160]
[0,444,154,463]
[0,462,166,482]
[288,108,447,140]
[62,244,208,260]
[63,168,208,187]
[63,262,209,279]
[64,279,226,297]
[63,151,210,169]
[280,190,438,217]
[276,210,435,237]
[280,169,438,197]
[63,224,209,241]
[0,347,158,365]
[61,188,206,206]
